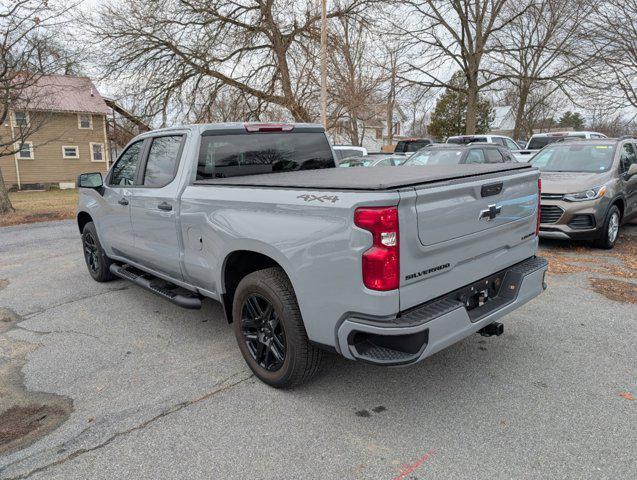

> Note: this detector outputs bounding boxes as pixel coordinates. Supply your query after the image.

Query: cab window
[142,135,184,187]
[484,148,505,163]
[465,149,486,164]
[109,141,143,186]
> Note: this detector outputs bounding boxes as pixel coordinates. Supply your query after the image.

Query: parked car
[516,131,608,162]
[403,143,517,166]
[332,145,367,162]
[77,122,547,388]
[532,137,637,248]
[337,153,405,168]
[394,138,433,153]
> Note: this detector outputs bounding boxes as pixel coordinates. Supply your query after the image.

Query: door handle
[157,202,172,211]
[118,198,129,206]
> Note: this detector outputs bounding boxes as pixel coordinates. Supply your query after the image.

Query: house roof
[19,74,110,115]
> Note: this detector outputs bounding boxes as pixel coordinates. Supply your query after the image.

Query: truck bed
[195,163,532,191]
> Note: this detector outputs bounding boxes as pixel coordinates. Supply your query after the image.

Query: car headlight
[563,185,606,202]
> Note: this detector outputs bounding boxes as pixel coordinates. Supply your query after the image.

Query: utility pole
[320,0,327,129]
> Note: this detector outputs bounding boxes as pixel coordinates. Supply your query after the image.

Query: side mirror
[77,172,103,189]
[628,164,637,177]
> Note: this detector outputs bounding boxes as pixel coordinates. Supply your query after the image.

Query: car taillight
[354,206,399,291]
[536,178,542,236]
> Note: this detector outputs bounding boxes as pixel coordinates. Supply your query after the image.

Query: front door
[100,140,145,259]
[130,134,185,280]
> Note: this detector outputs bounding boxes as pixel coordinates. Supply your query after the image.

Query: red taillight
[244,123,294,132]
[354,206,399,291]
[536,178,542,236]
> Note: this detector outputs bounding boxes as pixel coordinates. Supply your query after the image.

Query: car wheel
[232,267,323,388]
[82,222,115,282]
[593,205,621,249]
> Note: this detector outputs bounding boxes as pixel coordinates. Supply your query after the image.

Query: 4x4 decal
[297,194,339,203]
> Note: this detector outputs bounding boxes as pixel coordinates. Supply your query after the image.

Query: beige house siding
[0,111,109,188]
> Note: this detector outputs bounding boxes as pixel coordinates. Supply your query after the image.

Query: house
[0,74,111,190]
[489,105,516,136]
[329,103,410,152]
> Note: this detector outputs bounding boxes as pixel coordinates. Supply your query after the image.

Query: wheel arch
[220,249,294,324]
[77,211,93,233]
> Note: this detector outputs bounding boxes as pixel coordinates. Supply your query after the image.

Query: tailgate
[398,168,540,311]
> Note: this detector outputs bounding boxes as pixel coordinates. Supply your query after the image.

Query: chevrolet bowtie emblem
[479,204,502,221]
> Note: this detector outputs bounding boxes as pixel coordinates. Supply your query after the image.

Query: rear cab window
[197,129,335,180]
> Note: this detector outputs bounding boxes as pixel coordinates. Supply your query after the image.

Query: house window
[78,114,93,129]
[90,143,104,162]
[17,142,34,159]
[13,111,29,127]
[375,128,383,139]
[63,146,79,159]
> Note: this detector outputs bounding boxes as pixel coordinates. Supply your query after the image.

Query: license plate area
[455,272,506,311]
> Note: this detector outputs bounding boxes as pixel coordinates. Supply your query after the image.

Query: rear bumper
[336,256,548,365]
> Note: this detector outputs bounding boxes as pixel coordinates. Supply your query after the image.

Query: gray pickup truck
[77,123,547,388]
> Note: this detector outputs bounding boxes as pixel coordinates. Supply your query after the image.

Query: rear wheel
[232,267,323,388]
[82,222,115,282]
[593,205,620,249]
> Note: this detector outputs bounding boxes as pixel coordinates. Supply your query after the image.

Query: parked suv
[394,138,433,153]
[403,143,517,166]
[516,131,608,162]
[532,138,637,248]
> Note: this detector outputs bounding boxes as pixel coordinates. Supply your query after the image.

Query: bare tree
[327,15,384,146]
[0,0,77,213]
[89,0,373,126]
[493,0,594,139]
[589,0,637,110]
[399,0,528,134]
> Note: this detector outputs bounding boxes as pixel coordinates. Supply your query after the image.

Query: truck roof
[196,163,532,191]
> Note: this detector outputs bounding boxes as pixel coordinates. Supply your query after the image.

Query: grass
[0,189,78,227]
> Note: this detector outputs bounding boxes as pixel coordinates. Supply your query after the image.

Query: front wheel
[232,267,323,388]
[593,205,621,249]
[82,221,115,282]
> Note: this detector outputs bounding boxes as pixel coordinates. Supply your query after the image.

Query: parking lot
[0,220,635,479]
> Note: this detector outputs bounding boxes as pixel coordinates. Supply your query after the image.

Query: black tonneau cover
[195,163,533,191]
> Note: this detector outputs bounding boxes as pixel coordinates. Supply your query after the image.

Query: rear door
[101,140,144,258]
[130,134,186,279]
[398,168,539,310]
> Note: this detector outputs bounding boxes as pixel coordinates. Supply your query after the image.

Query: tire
[593,205,621,249]
[81,221,115,282]
[232,267,323,388]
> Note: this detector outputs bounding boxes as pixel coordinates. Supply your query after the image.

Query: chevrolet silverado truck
[76,123,547,388]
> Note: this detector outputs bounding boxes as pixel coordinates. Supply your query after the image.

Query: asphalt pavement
[0,220,635,479]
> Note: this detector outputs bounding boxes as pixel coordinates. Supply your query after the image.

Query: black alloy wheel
[83,231,100,273]
[240,293,286,372]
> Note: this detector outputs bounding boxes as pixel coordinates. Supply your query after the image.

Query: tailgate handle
[481,183,503,197]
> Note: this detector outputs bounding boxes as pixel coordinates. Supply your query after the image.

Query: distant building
[329,104,410,152]
[0,74,111,190]
[490,105,516,136]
